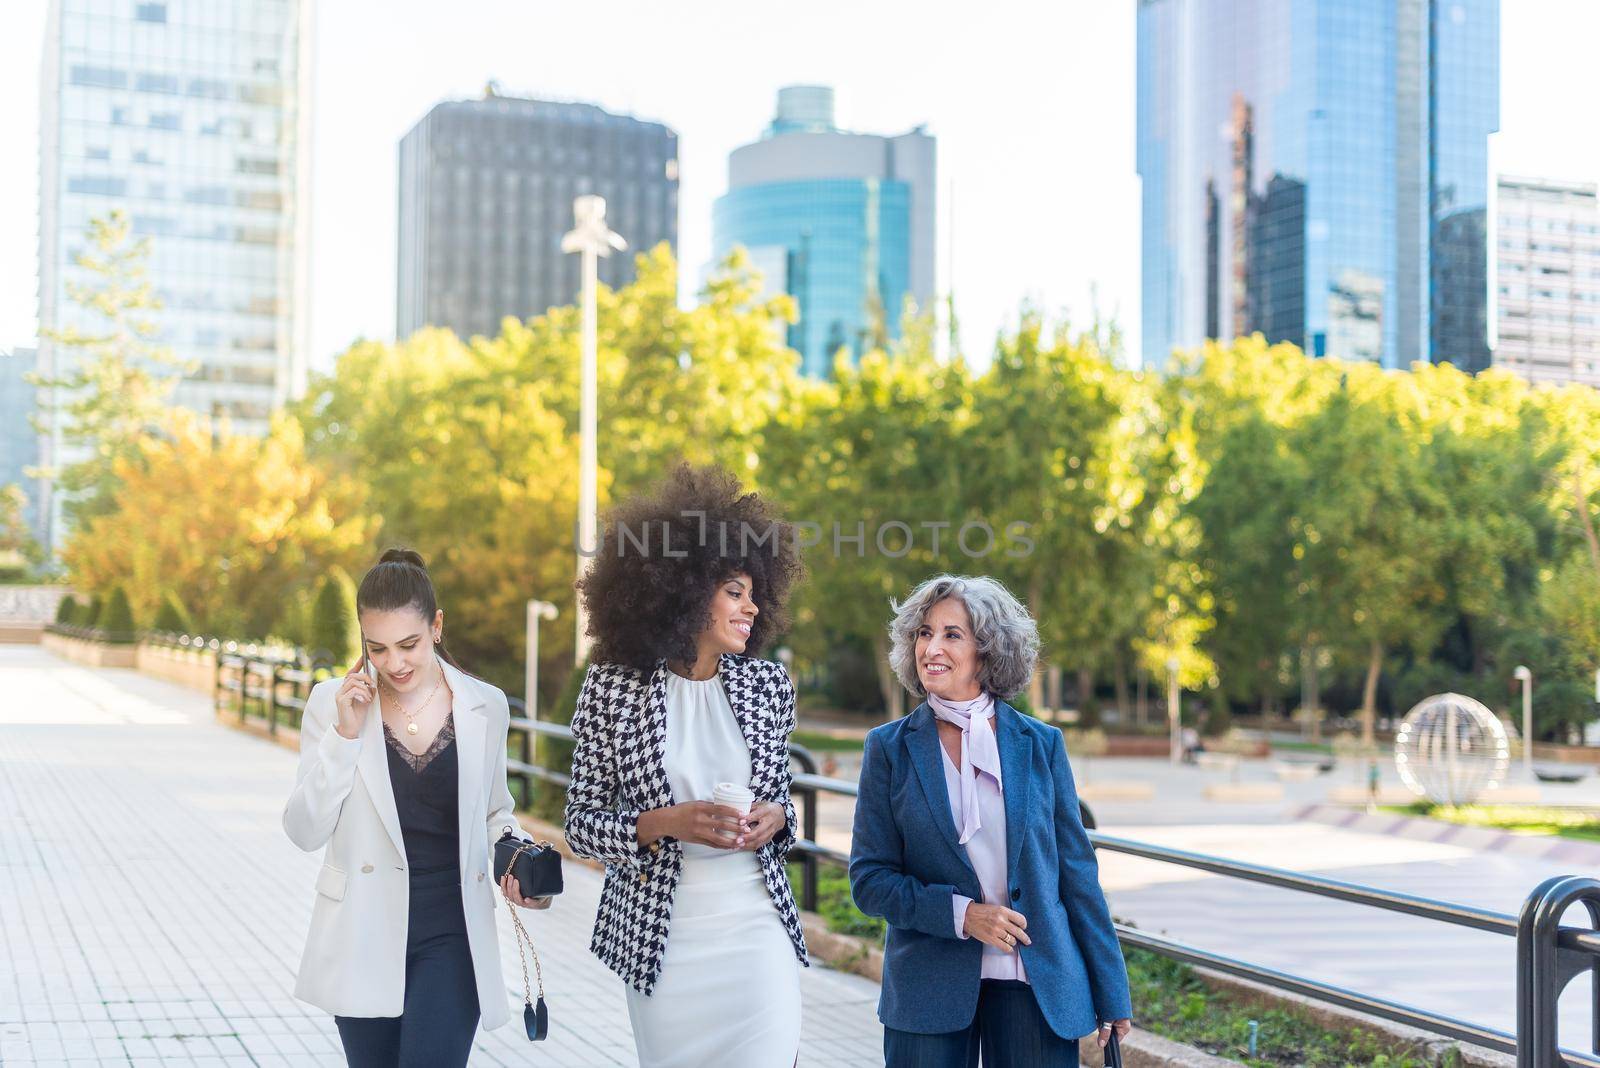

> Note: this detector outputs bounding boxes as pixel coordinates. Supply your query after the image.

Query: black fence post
[790,743,820,913]
[519,727,534,810]
[267,660,281,736]
[1519,876,1600,1067]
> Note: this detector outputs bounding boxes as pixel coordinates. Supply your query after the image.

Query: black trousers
[335,868,480,1068]
[883,979,1081,1068]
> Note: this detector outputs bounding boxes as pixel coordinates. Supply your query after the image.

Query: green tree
[0,484,45,578]
[310,567,361,670]
[758,315,976,715]
[1285,369,1450,745]
[97,585,137,641]
[0,482,44,572]
[61,411,373,637]
[965,316,1210,716]
[29,211,191,526]
[296,247,802,695]
[151,590,193,635]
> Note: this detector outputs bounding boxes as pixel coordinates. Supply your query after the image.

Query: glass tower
[1137,0,1499,370]
[712,87,936,377]
[37,0,311,547]
[396,93,679,342]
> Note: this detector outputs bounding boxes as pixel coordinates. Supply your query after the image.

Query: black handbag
[493,829,564,898]
[492,831,563,1041]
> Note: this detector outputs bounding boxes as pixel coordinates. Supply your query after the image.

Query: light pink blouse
[942,744,1027,982]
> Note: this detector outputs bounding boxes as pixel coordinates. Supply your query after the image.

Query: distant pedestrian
[851,574,1134,1067]
[283,548,549,1067]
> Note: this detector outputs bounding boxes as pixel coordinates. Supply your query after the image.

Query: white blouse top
[942,744,1027,983]
[663,670,755,859]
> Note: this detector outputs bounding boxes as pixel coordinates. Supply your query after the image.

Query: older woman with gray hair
[849,574,1132,1067]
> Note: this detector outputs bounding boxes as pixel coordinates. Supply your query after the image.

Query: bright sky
[2,1,1597,375]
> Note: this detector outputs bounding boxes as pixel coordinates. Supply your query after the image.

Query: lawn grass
[789,862,1468,1066]
[790,729,867,753]
[1126,948,1463,1066]
[1383,802,1600,842]
[1270,740,1336,754]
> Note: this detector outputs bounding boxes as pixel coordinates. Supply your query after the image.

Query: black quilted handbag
[492,830,563,1040]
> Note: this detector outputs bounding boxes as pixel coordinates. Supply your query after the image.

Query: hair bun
[378,547,427,570]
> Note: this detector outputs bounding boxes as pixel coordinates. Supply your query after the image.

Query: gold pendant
[406,722,419,735]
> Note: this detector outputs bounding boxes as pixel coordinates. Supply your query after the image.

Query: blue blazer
[849,701,1132,1039]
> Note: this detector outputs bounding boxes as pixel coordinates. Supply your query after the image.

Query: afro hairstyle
[576,463,803,671]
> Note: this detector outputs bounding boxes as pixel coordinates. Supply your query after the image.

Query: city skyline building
[711,85,936,377]
[1493,175,1600,387]
[396,90,679,342]
[1137,0,1500,370]
[36,0,312,549]
[1,347,43,544]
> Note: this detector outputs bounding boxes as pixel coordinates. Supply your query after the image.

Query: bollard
[1247,1019,1259,1056]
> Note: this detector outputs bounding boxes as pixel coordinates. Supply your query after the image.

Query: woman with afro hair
[564,464,809,1068]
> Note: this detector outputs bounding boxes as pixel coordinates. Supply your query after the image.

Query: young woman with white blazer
[283,548,550,1067]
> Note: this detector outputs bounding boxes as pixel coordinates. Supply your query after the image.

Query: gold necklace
[383,661,444,735]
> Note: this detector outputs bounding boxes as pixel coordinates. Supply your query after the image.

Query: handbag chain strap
[501,841,548,1004]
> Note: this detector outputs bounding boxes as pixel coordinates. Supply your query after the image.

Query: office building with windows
[1137,0,1499,370]
[37,0,311,547]
[712,86,936,377]
[396,91,679,342]
[1492,176,1600,388]
[1,347,43,543]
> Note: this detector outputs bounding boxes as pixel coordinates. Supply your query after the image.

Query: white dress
[625,671,802,1068]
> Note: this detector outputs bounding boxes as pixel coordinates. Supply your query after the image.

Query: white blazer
[282,658,516,1029]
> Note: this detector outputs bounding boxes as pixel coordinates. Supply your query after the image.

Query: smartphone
[359,635,378,698]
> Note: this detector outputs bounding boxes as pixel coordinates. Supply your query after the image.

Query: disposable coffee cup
[711,782,755,816]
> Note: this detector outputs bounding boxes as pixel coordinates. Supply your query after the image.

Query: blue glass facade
[712,87,935,378]
[1137,0,1498,370]
[714,179,911,376]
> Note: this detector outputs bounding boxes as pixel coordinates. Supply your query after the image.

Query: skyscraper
[37,0,311,547]
[1493,176,1600,387]
[1137,0,1499,370]
[396,91,679,342]
[1,347,43,543]
[712,86,936,377]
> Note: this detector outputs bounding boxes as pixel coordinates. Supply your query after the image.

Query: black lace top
[384,714,460,876]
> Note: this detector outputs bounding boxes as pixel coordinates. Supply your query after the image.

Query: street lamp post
[1167,657,1181,765]
[562,195,626,666]
[1513,664,1533,778]
[525,600,559,721]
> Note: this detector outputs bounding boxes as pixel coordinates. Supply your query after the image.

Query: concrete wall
[136,642,217,693]
[40,631,138,668]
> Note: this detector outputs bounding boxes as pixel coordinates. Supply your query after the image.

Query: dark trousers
[335,869,480,1068]
[883,979,1081,1068]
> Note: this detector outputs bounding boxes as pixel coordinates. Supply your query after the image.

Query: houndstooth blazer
[563,653,809,994]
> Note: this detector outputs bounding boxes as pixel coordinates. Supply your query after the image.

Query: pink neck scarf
[928,691,1000,844]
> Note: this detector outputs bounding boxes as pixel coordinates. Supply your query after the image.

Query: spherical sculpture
[1394,693,1510,806]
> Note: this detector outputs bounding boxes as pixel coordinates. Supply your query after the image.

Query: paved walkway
[0,646,882,1067]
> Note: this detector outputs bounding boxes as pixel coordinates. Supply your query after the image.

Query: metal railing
[1089,834,1600,1066]
[505,713,1600,1066]
[213,644,329,736]
[196,647,1600,1065]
